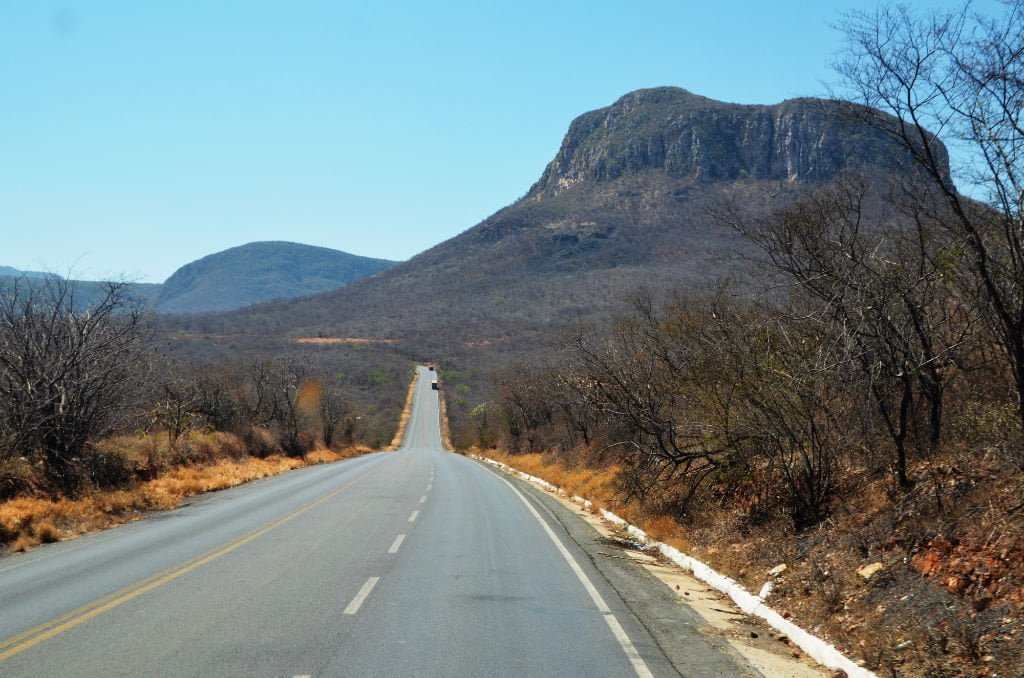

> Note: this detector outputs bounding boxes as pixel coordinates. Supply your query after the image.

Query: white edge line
[388,534,406,554]
[491,473,654,678]
[408,510,419,522]
[476,455,875,678]
[343,576,380,615]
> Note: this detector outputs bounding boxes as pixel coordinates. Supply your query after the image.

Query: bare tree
[319,384,353,448]
[498,369,555,453]
[836,1,1024,428]
[699,301,850,528]
[720,177,973,486]
[0,277,150,495]
[559,297,728,507]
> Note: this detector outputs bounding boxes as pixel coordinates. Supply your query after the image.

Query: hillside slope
[155,241,396,314]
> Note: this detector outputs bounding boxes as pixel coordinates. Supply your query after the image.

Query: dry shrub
[304,449,344,464]
[91,433,168,479]
[0,457,38,500]
[32,520,60,543]
[83,440,143,489]
[9,534,37,553]
[172,430,247,465]
[238,426,281,458]
[952,401,1024,468]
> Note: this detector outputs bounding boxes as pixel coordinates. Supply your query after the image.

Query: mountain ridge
[2,242,396,315]
[154,241,396,314]
[181,86,949,343]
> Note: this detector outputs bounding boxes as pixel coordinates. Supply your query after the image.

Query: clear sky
[0,0,987,282]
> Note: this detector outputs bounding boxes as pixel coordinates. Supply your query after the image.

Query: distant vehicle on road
[428,366,435,371]
[431,379,439,390]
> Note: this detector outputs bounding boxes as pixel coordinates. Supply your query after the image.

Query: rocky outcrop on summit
[529,87,948,197]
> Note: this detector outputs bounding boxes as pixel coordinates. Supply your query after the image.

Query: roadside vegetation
[458,4,1024,674]
[0,276,411,552]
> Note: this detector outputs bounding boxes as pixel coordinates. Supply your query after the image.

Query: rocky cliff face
[528,87,948,197]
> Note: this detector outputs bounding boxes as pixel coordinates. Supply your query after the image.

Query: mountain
[188,88,936,338]
[0,266,49,279]
[154,242,396,314]
[0,268,161,310]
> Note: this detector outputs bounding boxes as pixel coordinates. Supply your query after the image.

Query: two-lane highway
[0,366,757,676]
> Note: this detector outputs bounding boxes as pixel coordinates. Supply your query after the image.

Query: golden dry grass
[483,451,693,553]
[0,442,362,553]
[438,388,454,451]
[386,369,419,451]
[485,452,620,507]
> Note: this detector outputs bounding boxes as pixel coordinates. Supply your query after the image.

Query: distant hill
[3,242,394,315]
[186,88,937,338]
[0,268,161,310]
[154,241,396,314]
[0,266,48,279]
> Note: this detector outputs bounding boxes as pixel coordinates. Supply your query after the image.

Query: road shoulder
[476,458,827,678]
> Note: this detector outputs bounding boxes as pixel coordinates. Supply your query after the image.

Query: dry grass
[0,440,365,554]
[438,387,454,451]
[479,453,692,565]
[386,369,419,451]
[484,451,622,510]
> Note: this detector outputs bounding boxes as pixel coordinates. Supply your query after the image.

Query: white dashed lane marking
[408,510,419,523]
[343,577,380,615]
[388,534,405,554]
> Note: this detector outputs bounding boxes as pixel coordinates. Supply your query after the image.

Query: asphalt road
[0,366,757,677]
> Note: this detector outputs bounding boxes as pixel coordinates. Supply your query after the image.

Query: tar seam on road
[408,510,419,522]
[388,534,406,554]
[490,472,656,678]
[343,577,380,615]
[0,459,386,663]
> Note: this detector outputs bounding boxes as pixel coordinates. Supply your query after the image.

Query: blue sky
[0,1,987,282]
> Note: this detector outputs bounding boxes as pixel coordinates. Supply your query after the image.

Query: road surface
[0,366,757,677]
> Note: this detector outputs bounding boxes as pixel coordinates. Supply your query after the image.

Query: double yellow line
[0,460,381,662]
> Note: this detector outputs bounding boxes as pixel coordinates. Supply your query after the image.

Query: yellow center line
[0,459,384,662]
